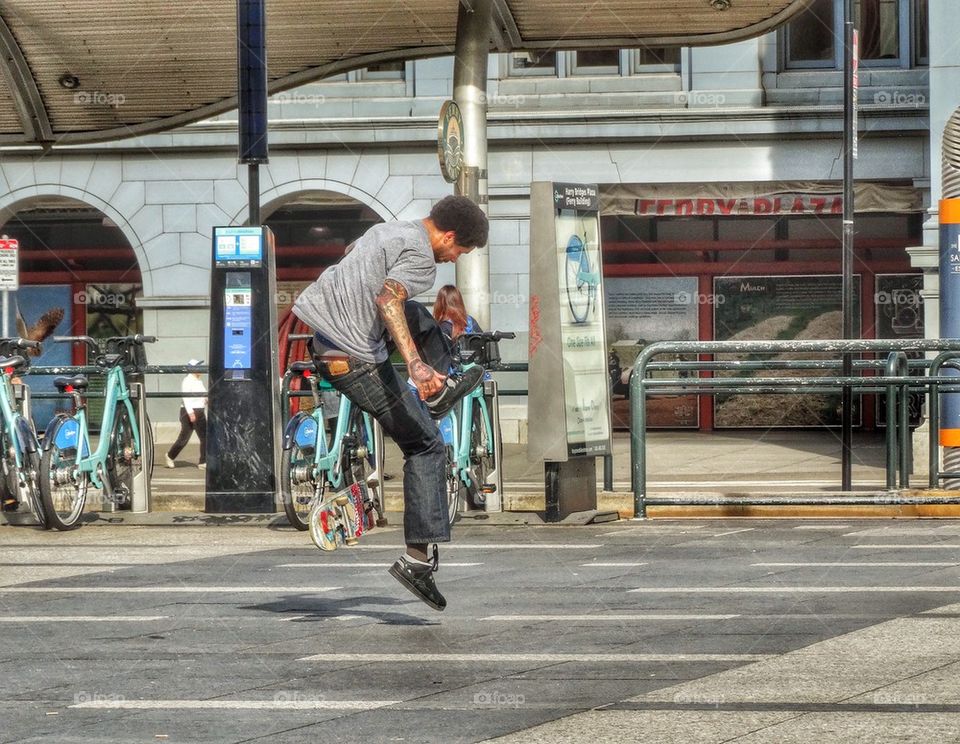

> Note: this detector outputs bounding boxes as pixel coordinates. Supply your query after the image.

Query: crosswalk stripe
[298,652,771,663]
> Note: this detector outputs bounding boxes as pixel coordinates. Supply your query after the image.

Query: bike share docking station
[206,226,280,512]
[527,182,617,523]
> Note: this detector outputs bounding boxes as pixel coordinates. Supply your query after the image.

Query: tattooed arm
[375,279,446,399]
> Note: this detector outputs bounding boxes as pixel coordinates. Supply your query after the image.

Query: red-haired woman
[432,284,482,341]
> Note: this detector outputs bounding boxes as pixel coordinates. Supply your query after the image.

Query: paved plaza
[3,517,960,742]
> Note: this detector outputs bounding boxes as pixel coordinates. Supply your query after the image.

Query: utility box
[205,225,280,512]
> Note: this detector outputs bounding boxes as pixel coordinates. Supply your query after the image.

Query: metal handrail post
[927,353,960,487]
[900,365,911,487]
[885,353,900,490]
[630,365,647,519]
[630,340,960,507]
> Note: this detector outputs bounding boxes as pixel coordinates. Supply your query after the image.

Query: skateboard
[308,480,375,551]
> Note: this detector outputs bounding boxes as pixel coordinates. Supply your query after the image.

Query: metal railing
[629,339,960,518]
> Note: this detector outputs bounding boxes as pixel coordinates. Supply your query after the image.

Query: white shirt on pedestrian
[181,374,207,411]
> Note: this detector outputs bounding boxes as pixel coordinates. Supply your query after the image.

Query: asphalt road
[2,518,960,742]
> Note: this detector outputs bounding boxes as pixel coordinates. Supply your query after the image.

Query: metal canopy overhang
[0,0,813,147]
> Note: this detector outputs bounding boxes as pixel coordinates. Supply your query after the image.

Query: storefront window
[633,47,681,72]
[855,0,900,62]
[784,0,927,69]
[571,49,621,75]
[510,51,558,75]
[358,61,405,80]
[786,0,837,67]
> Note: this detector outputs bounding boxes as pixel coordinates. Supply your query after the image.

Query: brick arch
[0,187,151,294]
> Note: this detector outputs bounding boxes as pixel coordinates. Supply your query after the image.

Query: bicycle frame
[443,365,494,490]
[0,372,29,469]
[289,376,376,491]
[65,365,141,490]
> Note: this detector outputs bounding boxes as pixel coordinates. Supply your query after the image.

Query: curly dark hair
[429,195,489,248]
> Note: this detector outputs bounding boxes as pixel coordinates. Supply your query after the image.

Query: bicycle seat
[0,355,28,373]
[54,375,89,392]
[289,360,318,375]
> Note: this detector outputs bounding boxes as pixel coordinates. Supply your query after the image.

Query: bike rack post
[483,378,504,512]
[14,382,30,424]
[129,382,151,513]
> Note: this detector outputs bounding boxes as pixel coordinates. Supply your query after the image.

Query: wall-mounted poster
[606,277,699,429]
[15,285,72,431]
[713,275,861,428]
[875,274,924,427]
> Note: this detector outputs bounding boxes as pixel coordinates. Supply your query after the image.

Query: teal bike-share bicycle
[0,337,47,527]
[280,359,386,533]
[441,330,514,525]
[39,334,156,530]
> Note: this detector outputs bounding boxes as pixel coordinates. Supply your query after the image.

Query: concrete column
[452,0,491,328]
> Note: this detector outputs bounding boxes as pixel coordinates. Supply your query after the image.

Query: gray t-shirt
[292,220,436,363]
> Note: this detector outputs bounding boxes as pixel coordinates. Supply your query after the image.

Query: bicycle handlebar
[54,334,156,350]
[461,331,516,342]
[0,337,41,351]
[53,335,100,352]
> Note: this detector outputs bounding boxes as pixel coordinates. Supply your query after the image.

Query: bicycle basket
[457,335,500,368]
[105,338,148,371]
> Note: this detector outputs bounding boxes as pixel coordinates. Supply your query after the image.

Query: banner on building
[601,181,923,216]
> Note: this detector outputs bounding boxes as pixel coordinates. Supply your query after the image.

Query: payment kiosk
[205,225,280,512]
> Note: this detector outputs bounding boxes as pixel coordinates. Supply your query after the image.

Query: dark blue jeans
[317,358,450,544]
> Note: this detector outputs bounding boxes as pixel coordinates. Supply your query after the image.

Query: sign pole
[841,3,857,491]
[0,235,20,337]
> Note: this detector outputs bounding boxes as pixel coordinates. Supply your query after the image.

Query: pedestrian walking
[293,195,488,610]
[165,359,207,469]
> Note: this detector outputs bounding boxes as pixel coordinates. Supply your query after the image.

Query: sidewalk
[146,429,952,518]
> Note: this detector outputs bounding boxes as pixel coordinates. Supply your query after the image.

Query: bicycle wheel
[0,427,18,509]
[22,449,48,529]
[39,428,88,531]
[107,405,141,507]
[342,408,373,527]
[141,414,155,479]
[565,236,590,323]
[465,404,493,506]
[444,442,461,526]
[281,440,317,531]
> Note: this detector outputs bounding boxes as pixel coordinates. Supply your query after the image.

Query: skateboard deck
[308,480,374,551]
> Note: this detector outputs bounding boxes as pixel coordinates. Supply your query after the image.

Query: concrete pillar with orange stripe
[940,199,960,468]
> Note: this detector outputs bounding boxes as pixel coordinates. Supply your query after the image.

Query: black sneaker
[424,366,484,419]
[388,545,446,611]
[2,496,18,512]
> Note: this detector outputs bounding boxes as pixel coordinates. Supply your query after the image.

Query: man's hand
[376,279,446,400]
[188,411,196,423]
[409,358,446,400]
